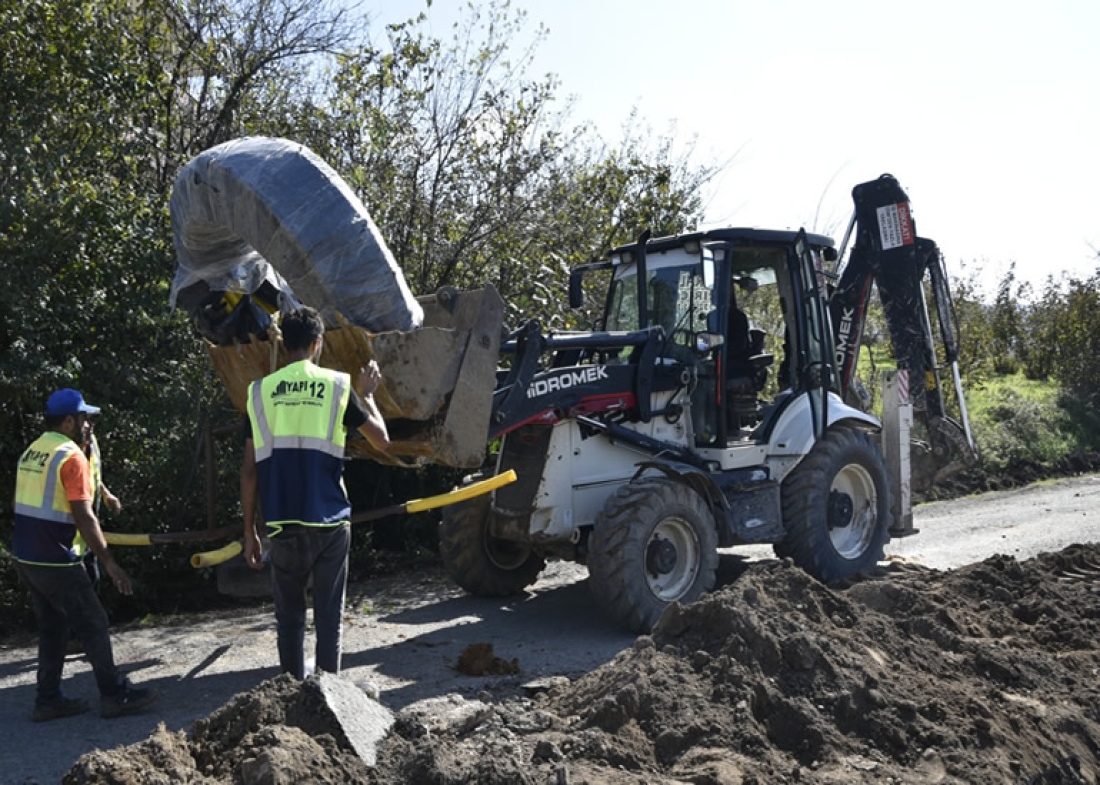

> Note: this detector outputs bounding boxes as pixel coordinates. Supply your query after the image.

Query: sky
[372,0,1100,296]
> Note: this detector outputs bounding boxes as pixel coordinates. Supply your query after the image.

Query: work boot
[32,694,90,722]
[100,680,158,719]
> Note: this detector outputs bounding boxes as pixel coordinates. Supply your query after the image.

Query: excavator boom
[830,174,977,491]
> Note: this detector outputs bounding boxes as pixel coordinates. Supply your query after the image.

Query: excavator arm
[830,174,977,492]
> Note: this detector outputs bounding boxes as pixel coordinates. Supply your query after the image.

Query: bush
[972,387,1072,472]
[0,548,35,637]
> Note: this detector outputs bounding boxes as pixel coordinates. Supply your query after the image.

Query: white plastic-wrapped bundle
[169,136,423,333]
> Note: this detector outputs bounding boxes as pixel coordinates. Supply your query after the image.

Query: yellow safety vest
[88,434,103,510]
[247,360,352,534]
[71,434,102,558]
[12,431,86,566]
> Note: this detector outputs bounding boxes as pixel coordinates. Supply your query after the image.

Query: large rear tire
[776,426,892,581]
[588,478,719,633]
[439,494,545,597]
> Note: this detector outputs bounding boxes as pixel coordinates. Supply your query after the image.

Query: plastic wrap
[169,136,423,333]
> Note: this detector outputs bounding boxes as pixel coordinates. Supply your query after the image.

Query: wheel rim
[828,462,878,559]
[484,535,533,571]
[644,516,701,601]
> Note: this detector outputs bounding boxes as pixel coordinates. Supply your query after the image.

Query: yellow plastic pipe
[190,540,243,569]
[105,529,244,569]
[189,470,519,569]
[405,469,517,513]
[103,523,241,546]
[104,532,153,546]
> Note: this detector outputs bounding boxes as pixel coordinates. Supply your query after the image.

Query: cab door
[790,230,835,439]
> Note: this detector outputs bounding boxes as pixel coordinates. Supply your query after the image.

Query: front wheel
[439,494,545,597]
[776,426,892,581]
[588,478,719,633]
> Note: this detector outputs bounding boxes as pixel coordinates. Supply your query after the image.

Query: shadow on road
[342,568,637,711]
[342,551,774,711]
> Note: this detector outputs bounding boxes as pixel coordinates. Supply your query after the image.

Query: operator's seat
[726,307,771,391]
[726,305,773,432]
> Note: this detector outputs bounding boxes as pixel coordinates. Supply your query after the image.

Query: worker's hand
[242,531,265,571]
[355,360,382,397]
[103,560,133,595]
[103,490,122,515]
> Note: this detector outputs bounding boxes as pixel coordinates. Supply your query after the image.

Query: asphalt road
[2,473,1099,784]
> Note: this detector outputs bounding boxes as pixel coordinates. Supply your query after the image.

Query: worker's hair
[280,306,325,351]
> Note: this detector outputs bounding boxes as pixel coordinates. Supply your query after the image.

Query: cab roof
[609,227,835,256]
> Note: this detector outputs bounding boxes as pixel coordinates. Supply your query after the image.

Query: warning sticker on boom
[876,202,915,250]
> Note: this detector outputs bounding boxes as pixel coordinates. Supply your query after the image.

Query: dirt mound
[924,451,1100,500]
[63,675,377,784]
[67,545,1100,784]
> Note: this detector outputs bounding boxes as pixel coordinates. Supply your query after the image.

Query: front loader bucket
[205,285,505,468]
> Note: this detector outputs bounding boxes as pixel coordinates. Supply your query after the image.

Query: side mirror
[694,332,725,353]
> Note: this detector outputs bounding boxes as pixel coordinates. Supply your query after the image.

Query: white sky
[374,0,1100,296]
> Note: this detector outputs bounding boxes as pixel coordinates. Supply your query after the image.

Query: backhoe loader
[169,139,975,629]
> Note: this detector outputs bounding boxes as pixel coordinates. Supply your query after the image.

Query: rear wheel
[588,478,719,633]
[776,426,892,581]
[439,494,545,597]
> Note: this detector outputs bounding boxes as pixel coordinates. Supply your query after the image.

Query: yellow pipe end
[405,469,518,513]
[191,540,243,569]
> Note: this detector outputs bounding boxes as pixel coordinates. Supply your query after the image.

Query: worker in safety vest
[85,424,122,517]
[241,306,390,679]
[12,388,157,721]
[76,420,122,590]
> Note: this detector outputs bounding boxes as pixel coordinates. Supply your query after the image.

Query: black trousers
[15,562,124,704]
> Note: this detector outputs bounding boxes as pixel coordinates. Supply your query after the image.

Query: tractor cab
[578,228,838,455]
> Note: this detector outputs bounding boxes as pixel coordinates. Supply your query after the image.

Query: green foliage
[0,0,324,626]
[1048,272,1100,403]
[1053,389,1100,454]
[1018,277,1059,380]
[945,264,995,390]
[988,264,1023,375]
[0,549,35,635]
[967,375,1073,471]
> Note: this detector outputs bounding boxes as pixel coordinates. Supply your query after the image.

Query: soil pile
[65,544,1100,784]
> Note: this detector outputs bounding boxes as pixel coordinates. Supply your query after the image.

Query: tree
[0,0,371,623]
[158,0,364,166]
[944,262,995,390]
[270,2,718,329]
[987,263,1023,374]
[1049,272,1100,404]
[1017,276,1060,381]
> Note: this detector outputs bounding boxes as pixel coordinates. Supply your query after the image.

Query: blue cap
[45,388,101,417]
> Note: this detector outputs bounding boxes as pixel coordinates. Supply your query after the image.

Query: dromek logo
[834,307,857,369]
[526,366,609,399]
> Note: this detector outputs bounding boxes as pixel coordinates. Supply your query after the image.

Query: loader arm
[489,324,675,439]
[831,174,977,492]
